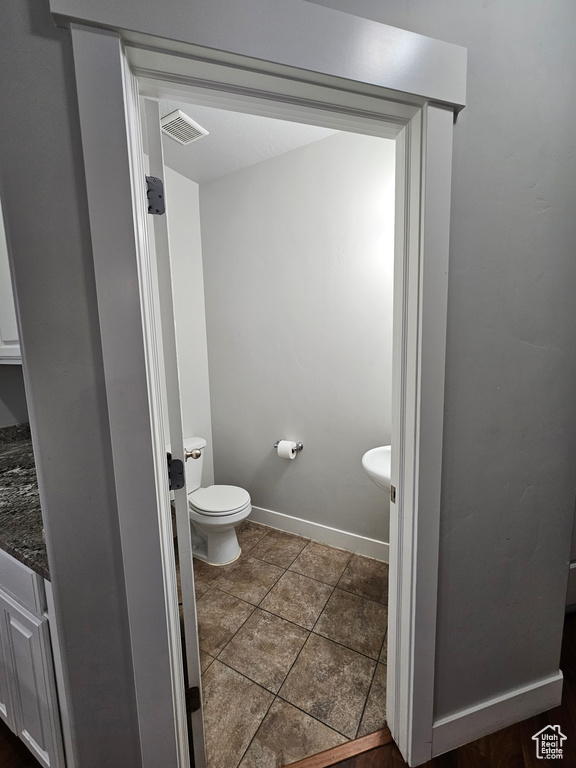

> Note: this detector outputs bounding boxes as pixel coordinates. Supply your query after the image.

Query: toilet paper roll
[276,440,298,460]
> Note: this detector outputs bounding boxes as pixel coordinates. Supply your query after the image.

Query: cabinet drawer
[0,550,45,615]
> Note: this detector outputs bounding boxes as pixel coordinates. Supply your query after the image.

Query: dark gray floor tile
[250,528,309,568]
[199,650,214,673]
[193,557,229,585]
[260,571,332,630]
[236,519,270,553]
[337,554,389,605]
[202,660,273,768]
[314,588,388,659]
[380,630,388,664]
[219,608,309,693]
[213,556,284,605]
[279,633,375,738]
[357,663,387,738]
[289,541,352,586]
[196,588,254,656]
[239,698,347,768]
[194,577,210,600]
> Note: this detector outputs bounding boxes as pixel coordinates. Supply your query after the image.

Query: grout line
[275,691,355,741]
[211,657,281,696]
[212,602,257,658]
[309,629,383,664]
[274,630,314,698]
[332,582,389,609]
[251,554,348,590]
[234,693,277,768]
[377,627,388,664]
[354,655,379,740]
[203,648,358,747]
[197,531,387,764]
[310,585,336,633]
[256,605,317,634]
[211,559,287,609]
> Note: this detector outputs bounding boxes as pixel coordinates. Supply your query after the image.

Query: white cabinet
[0,197,21,363]
[0,551,65,767]
[0,614,16,732]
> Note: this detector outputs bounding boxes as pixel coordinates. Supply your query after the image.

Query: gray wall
[200,132,395,543]
[0,2,141,765]
[311,0,576,719]
[0,367,29,427]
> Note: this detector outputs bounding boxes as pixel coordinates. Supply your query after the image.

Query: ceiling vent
[161,110,209,145]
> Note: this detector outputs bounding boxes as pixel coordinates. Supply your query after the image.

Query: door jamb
[68,21,460,768]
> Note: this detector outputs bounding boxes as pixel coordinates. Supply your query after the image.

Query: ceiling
[155,100,338,185]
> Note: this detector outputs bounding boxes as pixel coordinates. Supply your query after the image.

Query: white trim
[432,672,563,757]
[44,582,76,768]
[69,25,187,768]
[385,103,455,766]
[129,48,417,134]
[50,0,467,108]
[249,506,389,562]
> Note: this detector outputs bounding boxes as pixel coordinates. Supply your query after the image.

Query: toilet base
[190,524,242,566]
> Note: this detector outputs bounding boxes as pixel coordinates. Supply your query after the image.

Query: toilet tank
[183,437,207,492]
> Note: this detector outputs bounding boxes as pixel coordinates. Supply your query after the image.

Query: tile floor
[190,521,389,768]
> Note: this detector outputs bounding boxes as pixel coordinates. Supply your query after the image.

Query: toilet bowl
[184,437,251,565]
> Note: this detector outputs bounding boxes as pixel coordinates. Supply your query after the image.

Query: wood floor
[1,612,574,767]
[0,722,39,768]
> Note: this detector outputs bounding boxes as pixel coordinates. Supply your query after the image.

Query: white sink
[362,445,391,493]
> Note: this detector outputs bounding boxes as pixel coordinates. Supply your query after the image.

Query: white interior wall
[164,165,214,485]
[200,132,395,550]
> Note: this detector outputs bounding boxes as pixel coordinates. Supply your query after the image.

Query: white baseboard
[249,505,389,562]
[432,670,564,756]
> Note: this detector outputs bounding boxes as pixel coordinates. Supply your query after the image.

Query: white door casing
[61,6,467,766]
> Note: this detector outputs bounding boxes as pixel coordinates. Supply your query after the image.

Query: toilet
[184,437,251,566]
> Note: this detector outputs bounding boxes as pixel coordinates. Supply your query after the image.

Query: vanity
[0,424,67,768]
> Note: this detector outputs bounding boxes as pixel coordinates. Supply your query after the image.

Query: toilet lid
[188,485,251,516]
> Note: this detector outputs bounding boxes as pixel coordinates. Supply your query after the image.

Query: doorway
[69,19,460,766]
[146,97,395,767]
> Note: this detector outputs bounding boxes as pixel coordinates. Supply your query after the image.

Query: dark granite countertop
[0,423,48,580]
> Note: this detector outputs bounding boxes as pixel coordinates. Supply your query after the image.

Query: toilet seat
[188,485,251,517]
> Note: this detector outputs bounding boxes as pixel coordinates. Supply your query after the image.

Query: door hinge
[146,175,165,215]
[186,686,201,714]
[166,452,185,491]
[391,485,396,504]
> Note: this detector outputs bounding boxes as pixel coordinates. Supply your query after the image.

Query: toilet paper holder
[274,440,303,453]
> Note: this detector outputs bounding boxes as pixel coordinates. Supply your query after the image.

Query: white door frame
[62,6,465,766]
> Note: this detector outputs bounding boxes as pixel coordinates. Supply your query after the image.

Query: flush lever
[184,448,202,461]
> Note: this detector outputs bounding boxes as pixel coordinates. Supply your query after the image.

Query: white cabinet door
[0,589,65,767]
[0,623,16,732]
[0,197,21,363]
